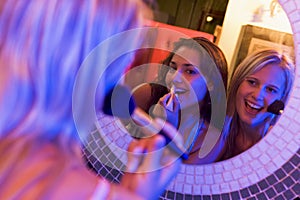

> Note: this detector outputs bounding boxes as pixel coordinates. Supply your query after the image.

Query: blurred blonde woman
[221,49,295,160]
[0,0,182,199]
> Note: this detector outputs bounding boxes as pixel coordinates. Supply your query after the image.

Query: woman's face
[165,46,207,109]
[236,63,286,127]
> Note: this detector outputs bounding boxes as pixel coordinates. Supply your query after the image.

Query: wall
[218,0,292,73]
[155,0,228,33]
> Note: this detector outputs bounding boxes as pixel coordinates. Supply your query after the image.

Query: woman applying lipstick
[132,37,228,164]
[221,49,295,160]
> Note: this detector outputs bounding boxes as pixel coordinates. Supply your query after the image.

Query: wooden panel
[231,24,294,72]
[175,0,197,28]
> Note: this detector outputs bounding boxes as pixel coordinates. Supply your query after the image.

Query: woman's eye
[168,66,177,73]
[186,69,197,74]
[246,79,256,86]
[186,67,199,75]
[267,87,278,94]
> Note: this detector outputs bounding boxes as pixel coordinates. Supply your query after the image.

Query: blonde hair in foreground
[0,0,143,141]
[0,0,146,199]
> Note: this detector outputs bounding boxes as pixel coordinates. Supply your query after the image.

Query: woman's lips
[244,100,263,115]
[173,88,186,95]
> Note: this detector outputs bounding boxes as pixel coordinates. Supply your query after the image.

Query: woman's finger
[137,134,166,173]
[159,93,171,106]
[126,139,145,173]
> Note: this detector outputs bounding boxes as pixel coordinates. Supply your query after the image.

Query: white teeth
[247,101,261,109]
[172,86,185,95]
[174,88,185,93]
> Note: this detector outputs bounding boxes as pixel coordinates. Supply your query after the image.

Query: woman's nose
[252,87,265,100]
[172,70,183,83]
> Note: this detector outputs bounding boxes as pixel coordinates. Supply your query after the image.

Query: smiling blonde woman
[221,49,295,160]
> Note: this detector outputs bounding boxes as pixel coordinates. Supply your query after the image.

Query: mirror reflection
[126,37,227,165]
[220,49,295,160]
[82,0,297,198]
[123,0,295,165]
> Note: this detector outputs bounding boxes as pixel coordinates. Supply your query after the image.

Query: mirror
[123,0,294,164]
[83,0,300,198]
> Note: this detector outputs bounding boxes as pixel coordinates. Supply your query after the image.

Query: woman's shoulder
[184,122,225,165]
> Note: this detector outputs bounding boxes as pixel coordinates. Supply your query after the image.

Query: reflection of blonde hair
[0,0,144,141]
[0,0,146,198]
[223,49,295,159]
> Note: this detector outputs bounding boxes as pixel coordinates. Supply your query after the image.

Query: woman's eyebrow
[183,63,195,67]
[267,83,281,90]
[247,76,281,90]
[245,76,258,81]
[170,61,199,69]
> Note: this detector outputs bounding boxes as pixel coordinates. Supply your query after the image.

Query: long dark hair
[157,37,228,126]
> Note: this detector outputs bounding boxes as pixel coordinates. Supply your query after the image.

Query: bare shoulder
[184,122,226,165]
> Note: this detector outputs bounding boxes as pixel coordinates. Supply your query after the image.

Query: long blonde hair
[223,49,295,159]
[0,0,144,144]
[0,0,147,198]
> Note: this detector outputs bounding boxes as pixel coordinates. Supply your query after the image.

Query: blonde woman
[221,49,295,160]
[0,0,182,199]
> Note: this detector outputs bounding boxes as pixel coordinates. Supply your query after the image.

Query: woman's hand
[151,93,180,128]
[120,118,183,200]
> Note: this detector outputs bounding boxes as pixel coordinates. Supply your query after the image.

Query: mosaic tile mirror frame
[83,0,300,199]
